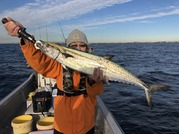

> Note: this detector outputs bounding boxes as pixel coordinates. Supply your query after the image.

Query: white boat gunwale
[0,72,124,134]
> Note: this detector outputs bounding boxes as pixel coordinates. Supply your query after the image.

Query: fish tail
[144,84,168,109]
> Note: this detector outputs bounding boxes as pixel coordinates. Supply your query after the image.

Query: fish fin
[144,88,153,109]
[62,65,67,70]
[149,84,169,92]
[63,53,74,58]
[102,55,115,60]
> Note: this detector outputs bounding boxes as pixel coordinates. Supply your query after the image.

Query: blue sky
[0,0,179,43]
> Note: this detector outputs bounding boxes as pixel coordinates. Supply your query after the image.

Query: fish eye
[36,43,41,48]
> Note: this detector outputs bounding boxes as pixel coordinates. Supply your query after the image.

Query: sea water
[0,42,179,134]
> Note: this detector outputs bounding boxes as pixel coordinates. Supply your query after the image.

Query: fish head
[34,40,64,60]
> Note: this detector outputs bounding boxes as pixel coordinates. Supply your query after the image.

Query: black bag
[32,91,52,113]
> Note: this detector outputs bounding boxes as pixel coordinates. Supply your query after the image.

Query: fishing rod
[2,18,37,68]
[58,21,66,43]
[56,16,66,43]
[2,18,36,44]
[2,17,66,45]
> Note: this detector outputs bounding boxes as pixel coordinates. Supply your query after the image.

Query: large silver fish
[34,40,161,108]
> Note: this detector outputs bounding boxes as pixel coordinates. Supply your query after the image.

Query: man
[3,17,107,134]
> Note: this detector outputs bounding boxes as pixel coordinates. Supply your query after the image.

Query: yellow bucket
[36,117,54,130]
[11,114,33,134]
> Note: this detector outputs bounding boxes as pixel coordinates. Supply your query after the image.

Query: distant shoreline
[0,41,178,45]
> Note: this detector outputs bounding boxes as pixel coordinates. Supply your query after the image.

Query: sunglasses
[69,44,87,48]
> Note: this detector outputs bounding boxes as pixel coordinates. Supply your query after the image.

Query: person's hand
[88,67,109,85]
[3,17,24,37]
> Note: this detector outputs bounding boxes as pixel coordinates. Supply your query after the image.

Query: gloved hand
[2,17,24,37]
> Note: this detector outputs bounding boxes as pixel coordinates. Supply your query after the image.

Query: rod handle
[1,17,36,44]
[1,18,8,24]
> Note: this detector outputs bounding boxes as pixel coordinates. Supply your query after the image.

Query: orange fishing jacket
[20,40,104,134]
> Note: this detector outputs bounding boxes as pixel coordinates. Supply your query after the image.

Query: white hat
[67,29,88,46]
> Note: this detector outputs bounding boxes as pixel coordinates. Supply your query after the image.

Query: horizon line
[0,40,179,44]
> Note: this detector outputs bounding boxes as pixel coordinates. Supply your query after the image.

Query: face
[69,41,87,52]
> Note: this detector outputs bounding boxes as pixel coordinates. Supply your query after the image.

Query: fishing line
[56,16,66,44]
[45,24,48,42]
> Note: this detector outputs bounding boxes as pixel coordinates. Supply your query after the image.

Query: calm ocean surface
[0,43,179,134]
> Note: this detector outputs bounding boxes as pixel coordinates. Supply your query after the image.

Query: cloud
[67,6,179,28]
[0,0,132,28]
[1,0,179,43]
[0,0,132,43]
[2,0,177,29]
[137,20,154,24]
